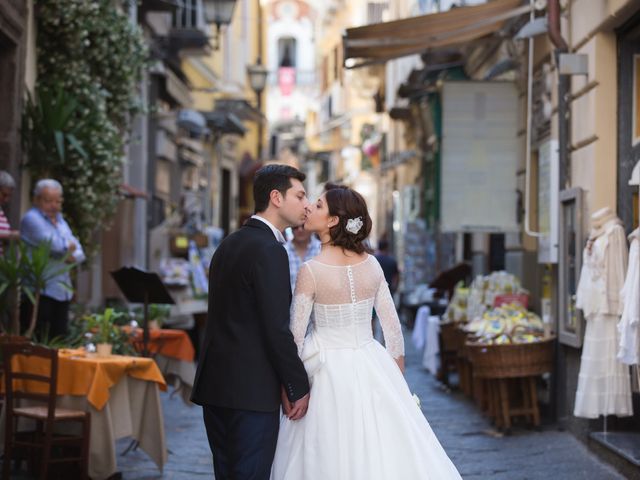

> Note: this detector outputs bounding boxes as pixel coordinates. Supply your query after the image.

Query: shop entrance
[618,17,640,232]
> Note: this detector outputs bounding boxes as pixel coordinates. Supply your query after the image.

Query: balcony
[169,0,210,53]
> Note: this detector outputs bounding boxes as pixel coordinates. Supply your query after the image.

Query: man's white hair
[34,179,63,197]
[0,171,15,189]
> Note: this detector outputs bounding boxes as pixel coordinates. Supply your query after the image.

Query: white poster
[441,82,520,232]
[537,139,559,263]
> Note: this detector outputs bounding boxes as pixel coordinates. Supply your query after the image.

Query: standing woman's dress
[271,255,462,480]
[574,219,633,418]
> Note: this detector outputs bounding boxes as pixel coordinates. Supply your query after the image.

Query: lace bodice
[290,255,405,359]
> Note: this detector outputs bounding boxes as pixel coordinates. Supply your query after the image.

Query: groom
[192,164,311,480]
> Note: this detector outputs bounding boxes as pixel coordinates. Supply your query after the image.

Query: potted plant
[133,303,171,330]
[0,240,74,338]
[85,308,122,357]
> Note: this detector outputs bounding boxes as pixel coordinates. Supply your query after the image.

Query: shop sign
[440,81,519,233]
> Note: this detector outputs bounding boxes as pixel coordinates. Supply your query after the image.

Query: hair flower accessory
[345,217,364,235]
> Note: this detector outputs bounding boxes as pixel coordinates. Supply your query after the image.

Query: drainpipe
[548,0,569,188]
[547,0,570,424]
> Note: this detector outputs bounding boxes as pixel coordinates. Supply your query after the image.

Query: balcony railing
[268,69,317,87]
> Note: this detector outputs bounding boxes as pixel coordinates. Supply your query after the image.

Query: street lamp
[203,0,237,50]
[247,57,269,160]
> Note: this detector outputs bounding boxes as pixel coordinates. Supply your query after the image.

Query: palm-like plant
[21,85,88,174]
[0,242,26,335]
[0,240,74,338]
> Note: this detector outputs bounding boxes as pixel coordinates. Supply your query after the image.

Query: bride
[271,184,462,479]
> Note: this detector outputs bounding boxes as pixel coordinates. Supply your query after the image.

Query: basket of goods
[465,304,554,379]
[466,271,525,323]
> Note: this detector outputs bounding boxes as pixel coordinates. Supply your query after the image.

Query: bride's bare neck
[316,244,367,265]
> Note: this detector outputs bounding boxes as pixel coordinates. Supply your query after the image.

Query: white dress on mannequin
[618,229,640,366]
[574,214,633,418]
[271,256,461,480]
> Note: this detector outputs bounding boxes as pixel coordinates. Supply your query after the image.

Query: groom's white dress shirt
[251,214,286,244]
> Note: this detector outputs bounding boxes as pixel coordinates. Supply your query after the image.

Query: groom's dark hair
[253,164,306,213]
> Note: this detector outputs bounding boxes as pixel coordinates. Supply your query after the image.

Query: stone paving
[117,329,625,479]
[3,330,621,479]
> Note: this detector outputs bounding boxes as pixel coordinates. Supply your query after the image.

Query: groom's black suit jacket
[191,218,310,412]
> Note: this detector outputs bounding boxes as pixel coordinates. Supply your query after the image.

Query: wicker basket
[466,337,555,379]
[440,322,466,353]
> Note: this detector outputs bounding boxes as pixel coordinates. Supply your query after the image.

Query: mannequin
[574,208,633,419]
[618,228,640,366]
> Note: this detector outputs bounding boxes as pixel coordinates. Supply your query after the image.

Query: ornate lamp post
[203,0,237,49]
[247,58,269,160]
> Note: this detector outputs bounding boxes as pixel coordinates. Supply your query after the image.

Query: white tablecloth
[1,376,167,480]
[155,353,196,406]
[412,306,441,375]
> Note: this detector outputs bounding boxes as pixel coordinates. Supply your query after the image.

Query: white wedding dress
[271,255,461,480]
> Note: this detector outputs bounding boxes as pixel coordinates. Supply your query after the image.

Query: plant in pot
[0,240,74,338]
[133,303,171,330]
[85,308,121,357]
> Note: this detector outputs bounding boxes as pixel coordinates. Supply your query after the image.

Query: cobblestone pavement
[117,329,624,479]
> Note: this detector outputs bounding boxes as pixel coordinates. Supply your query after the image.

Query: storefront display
[574,207,633,419]
[466,271,524,322]
[464,303,544,345]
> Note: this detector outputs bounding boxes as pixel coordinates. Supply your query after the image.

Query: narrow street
[117,329,624,480]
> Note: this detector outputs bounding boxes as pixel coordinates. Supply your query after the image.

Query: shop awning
[343,0,530,68]
[203,111,247,136]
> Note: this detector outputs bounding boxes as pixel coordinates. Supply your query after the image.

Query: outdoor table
[0,348,168,480]
[127,327,196,405]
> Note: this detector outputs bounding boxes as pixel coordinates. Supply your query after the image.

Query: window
[278,37,297,68]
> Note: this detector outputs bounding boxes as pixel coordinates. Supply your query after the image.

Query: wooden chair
[0,336,30,417]
[2,343,90,480]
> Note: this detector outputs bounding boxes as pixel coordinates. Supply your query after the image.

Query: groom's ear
[269,189,283,208]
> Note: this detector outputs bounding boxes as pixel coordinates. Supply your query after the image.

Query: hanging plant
[23,0,149,255]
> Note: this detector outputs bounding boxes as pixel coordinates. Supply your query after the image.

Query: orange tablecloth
[10,349,167,411]
[128,328,195,362]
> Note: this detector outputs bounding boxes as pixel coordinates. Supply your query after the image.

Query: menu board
[441,82,519,233]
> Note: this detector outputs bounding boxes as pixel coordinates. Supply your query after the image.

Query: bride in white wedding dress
[271,184,461,480]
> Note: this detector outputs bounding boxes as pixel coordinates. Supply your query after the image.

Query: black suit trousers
[203,405,280,480]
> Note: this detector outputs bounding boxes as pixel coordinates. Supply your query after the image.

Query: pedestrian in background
[20,179,85,338]
[375,237,399,293]
[0,171,20,254]
[284,225,321,291]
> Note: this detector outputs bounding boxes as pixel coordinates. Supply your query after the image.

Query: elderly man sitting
[20,179,85,338]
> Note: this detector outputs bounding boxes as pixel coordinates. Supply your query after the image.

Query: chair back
[2,343,58,422]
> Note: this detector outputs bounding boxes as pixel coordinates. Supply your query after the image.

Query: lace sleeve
[374,269,405,359]
[290,263,315,355]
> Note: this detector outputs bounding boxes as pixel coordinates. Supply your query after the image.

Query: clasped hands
[281,387,310,421]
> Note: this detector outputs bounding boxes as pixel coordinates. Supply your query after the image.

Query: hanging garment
[574,220,633,418]
[618,230,640,366]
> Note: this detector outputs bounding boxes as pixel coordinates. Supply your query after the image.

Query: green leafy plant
[84,307,136,355]
[0,240,74,338]
[21,86,89,171]
[23,0,149,255]
[85,307,122,345]
[133,303,172,328]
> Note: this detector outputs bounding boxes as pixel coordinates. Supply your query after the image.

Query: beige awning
[343,0,530,68]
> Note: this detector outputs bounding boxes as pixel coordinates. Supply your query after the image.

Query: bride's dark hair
[324,183,372,254]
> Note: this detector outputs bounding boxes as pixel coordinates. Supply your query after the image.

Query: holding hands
[281,387,310,421]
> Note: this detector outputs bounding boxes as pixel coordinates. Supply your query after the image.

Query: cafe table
[1,348,168,480]
[128,327,196,405]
